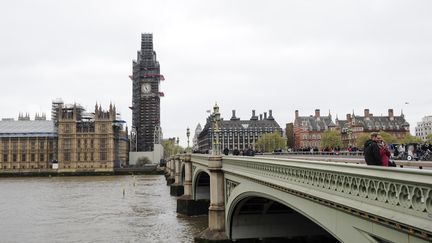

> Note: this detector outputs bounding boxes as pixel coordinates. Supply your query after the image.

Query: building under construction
[130,33,164,152]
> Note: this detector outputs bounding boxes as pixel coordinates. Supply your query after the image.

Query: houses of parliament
[0,99,129,172]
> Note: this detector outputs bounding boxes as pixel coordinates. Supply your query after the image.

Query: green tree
[255,132,286,152]
[162,140,184,158]
[135,156,151,167]
[285,123,294,149]
[401,134,423,144]
[320,130,342,149]
[426,134,432,143]
[379,131,398,144]
[356,133,370,149]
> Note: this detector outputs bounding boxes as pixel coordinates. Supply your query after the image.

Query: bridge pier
[195,155,229,243]
[166,158,175,185]
[170,155,184,196]
[177,154,209,216]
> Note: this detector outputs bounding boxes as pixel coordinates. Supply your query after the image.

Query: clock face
[141,83,151,93]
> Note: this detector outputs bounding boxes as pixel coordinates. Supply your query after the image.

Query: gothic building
[55,102,129,170]
[197,109,282,152]
[0,100,129,172]
[130,33,163,152]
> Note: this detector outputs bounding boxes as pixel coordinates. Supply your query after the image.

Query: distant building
[54,102,129,171]
[0,115,56,170]
[336,109,410,147]
[293,109,336,149]
[0,100,129,172]
[198,109,282,152]
[192,123,202,152]
[415,115,432,141]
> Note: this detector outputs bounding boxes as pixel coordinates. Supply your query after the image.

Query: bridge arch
[192,169,210,200]
[180,162,185,185]
[224,176,404,243]
[227,191,340,242]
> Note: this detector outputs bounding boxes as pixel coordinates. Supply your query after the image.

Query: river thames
[0,175,207,243]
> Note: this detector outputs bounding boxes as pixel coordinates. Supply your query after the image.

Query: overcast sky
[1,0,431,147]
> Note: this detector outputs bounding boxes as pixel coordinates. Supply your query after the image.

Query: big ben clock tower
[130,33,164,152]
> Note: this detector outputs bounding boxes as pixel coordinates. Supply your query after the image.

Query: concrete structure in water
[165,153,432,243]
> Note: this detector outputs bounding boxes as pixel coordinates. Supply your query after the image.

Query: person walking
[364,132,382,166]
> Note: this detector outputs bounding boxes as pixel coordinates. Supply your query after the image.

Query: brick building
[336,109,410,148]
[293,109,336,149]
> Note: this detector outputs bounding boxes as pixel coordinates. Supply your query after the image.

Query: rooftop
[0,120,56,138]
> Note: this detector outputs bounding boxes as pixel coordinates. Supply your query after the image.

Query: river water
[0,175,207,243]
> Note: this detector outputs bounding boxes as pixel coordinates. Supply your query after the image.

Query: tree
[255,132,286,152]
[163,140,184,158]
[285,123,294,149]
[356,133,370,149]
[320,130,342,149]
[379,131,398,144]
[400,134,423,144]
[135,156,151,167]
[426,134,432,143]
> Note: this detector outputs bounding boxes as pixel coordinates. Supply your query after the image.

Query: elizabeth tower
[131,33,163,151]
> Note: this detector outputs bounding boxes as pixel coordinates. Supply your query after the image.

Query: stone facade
[56,103,128,171]
[415,115,432,141]
[0,118,56,170]
[197,109,282,152]
[0,101,129,172]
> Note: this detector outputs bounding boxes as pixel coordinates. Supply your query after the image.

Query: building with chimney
[336,109,410,148]
[197,109,282,152]
[293,109,337,149]
[415,115,432,141]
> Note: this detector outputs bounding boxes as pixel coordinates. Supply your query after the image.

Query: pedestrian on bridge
[364,132,383,166]
[377,135,391,167]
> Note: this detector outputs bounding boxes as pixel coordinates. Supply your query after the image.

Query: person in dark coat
[223,147,229,156]
[364,132,382,166]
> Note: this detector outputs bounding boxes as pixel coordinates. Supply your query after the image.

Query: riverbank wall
[0,165,164,177]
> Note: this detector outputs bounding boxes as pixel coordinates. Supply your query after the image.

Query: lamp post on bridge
[211,103,221,156]
[186,127,190,149]
[195,102,228,242]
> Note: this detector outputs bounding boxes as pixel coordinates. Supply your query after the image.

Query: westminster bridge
[165,154,432,243]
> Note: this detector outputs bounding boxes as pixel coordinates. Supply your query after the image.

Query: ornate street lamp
[186,127,190,148]
[211,103,221,156]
